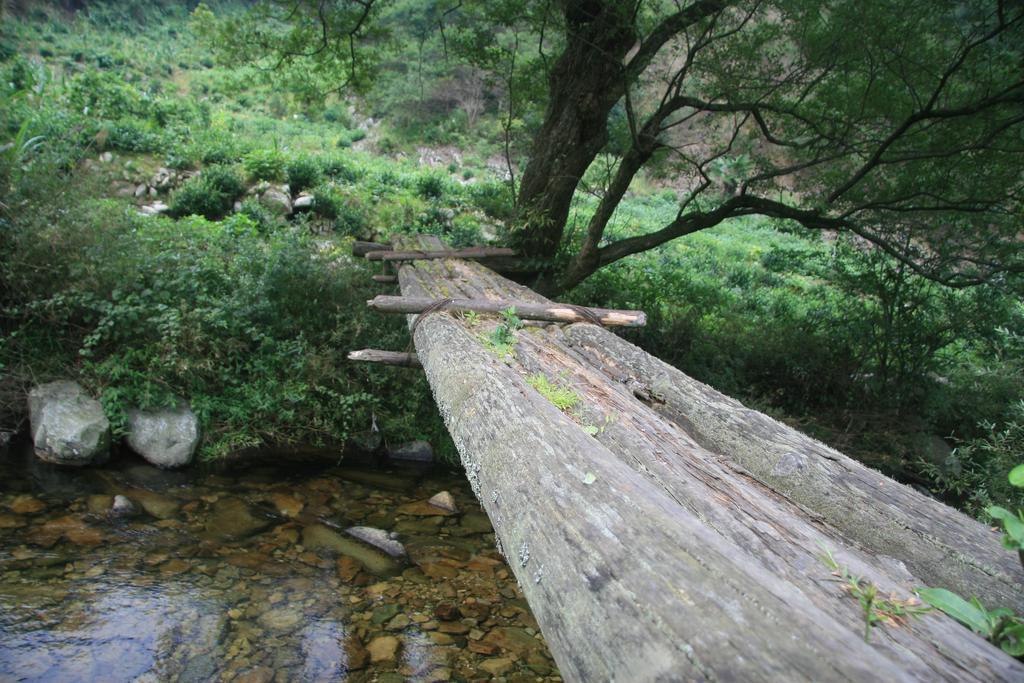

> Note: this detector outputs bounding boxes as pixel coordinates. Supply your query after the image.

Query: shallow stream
[0,442,559,682]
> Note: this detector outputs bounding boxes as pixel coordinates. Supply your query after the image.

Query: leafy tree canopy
[198,0,1024,294]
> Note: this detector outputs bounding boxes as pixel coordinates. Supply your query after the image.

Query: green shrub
[169,176,231,220]
[285,155,321,194]
[322,103,352,126]
[67,69,147,119]
[416,171,448,199]
[2,200,394,459]
[237,197,277,233]
[242,148,285,181]
[200,164,244,201]
[103,119,166,153]
[311,184,341,220]
[321,155,361,183]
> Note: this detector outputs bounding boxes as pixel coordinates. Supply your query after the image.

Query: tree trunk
[512,2,637,258]
[389,235,1023,682]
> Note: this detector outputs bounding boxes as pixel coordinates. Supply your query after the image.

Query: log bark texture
[367,295,646,327]
[392,235,1023,682]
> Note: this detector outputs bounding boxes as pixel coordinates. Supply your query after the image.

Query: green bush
[321,155,361,183]
[169,175,231,220]
[201,164,244,201]
[2,200,391,459]
[242,148,285,181]
[416,171,448,199]
[285,155,321,194]
[237,197,279,234]
[311,184,341,220]
[923,402,1024,518]
[67,69,148,119]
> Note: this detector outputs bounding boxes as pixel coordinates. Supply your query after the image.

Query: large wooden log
[561,323,1024,614]
[367,295,646,327]
[393,236,1023,682]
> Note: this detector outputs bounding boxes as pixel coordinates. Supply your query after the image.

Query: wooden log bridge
[355,235,1024,682]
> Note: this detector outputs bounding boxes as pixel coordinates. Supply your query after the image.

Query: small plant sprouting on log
[460,310,481,327]
[820,547,930,642]
[917,588,1024,657]
[481,306,523,358]
[527,373,580,412]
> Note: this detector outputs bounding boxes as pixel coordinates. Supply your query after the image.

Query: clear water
[0,443,558,682]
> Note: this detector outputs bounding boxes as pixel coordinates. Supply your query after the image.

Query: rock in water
[428,491,458,513]
[110,495,137,517]
[387,440,433,463]
[28,381,110,466]
[346,526,406,557]
[125,403,201,468]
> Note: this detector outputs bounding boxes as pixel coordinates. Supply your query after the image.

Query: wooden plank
[367,295,646,327]
[390,235,1023,682]
[347,349,421,368]
[352,241,392,257]
[365,247,517,261]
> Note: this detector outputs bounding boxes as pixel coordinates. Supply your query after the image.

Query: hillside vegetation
[1,1,1021,517]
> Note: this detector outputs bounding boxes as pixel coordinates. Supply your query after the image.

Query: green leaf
[1009,464,1024,488]
[987,506,1024,545]
[582,425,599,436]
[999,624,1024,656]
[917,588,992,635]
[581,472,597,485]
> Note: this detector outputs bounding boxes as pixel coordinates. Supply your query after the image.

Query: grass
[526,373,581,412]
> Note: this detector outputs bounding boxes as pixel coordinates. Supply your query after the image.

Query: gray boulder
[260,187,292,215]
[29,381,110,466]
[292,193,314,211]
[125,403,201,469]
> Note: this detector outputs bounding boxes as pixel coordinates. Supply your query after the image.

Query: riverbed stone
[259,607,302,632]
[482,627,542,656]
[206,498,271,540]
[110,495,137,517]
[367,635,400,663]
[270,492,303,518]
[29,380,110,466]
[9,495,46,514]
[346,526,406,557]
[427,491,458,513]
[127,488,180,519]
[398,499,456,516]
[125,403,200,468]
[479,657,514,676]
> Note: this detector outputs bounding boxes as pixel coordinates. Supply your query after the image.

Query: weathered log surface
[561,323,1024,614]
[390,235,1023,682]
[365,247,517,261]
[367,295,646,327]
[347,349,421,367]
